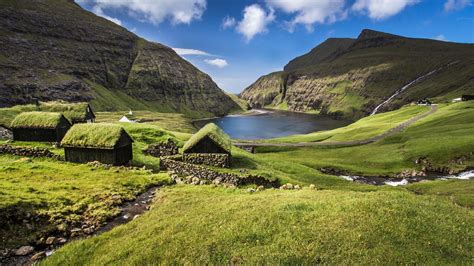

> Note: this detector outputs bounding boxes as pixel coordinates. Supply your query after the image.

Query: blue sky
[76,0,473,94]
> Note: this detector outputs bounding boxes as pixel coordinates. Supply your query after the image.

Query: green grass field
[1,101,473,264]
[43,186,473,265]
[0,155,171,249]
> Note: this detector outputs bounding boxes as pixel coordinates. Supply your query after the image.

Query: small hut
[182,123,231,167]
[61,123,133,165]
[461,95,474,101]
[10,112,71,142]
[40,101,96,124]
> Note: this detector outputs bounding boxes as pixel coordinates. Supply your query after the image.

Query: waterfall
[370,61,459,115]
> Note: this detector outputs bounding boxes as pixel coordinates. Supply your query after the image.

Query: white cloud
[434,34,448,41]
[266,0,347,32]
[204,58,228,68]
[444,0,471,11]
[352,0,419,20]
[222,16,236,29]
[237,4,275,42]
[173,48,211,56]
[92,5,122,25]
[78,0,206,25]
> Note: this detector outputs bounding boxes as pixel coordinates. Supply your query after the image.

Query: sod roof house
[183,123,231,155]
[40,101,96,124]
[61,124,134,165]
[462,95,474,101]
[10,112,71,142]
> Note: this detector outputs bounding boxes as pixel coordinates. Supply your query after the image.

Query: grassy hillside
[0,0,240,117]
[241,29,474,119]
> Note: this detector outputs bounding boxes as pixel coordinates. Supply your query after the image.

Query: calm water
[194,110,351,140]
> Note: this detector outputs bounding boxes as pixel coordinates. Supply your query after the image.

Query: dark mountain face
[241,29,474,119]
[0,0,240,117]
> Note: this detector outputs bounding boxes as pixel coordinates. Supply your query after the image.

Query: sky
[75,0,474,94]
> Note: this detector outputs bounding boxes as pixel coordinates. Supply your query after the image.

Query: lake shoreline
[193,109,351,140]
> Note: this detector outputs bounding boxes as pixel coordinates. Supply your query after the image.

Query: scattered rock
[57,238,67,244]
[15,246,34,256]
[30,251,46,261]
[256,185,265,191]
[294,185,301,190]
[83,227,94,235]
[70,228,82,237]
[45,236,56,245]
[247,188,256,193]
[309,184,316,190]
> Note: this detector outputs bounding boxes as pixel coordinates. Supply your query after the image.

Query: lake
[194,109,352,140]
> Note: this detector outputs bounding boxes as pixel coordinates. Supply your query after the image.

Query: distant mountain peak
[357,29,400,40]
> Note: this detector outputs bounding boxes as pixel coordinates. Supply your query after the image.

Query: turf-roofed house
[183,123,232,168]
[61,124,134,165]
[39,101,96,124]
[10,112,71,142]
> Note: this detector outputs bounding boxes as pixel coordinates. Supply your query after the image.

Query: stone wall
[160,157,278,187]
[0,126,12,140]
[143,139,178,157]
[183,153,230,168]
[0,144,58,158]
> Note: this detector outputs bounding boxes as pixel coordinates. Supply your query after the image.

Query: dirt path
[234,105,437,149]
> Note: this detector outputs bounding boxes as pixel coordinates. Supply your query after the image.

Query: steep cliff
[0,0,240,117]
[241,29,474,119]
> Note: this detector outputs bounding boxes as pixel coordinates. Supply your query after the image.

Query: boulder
[30,251,46,261]
[15,246,34,256]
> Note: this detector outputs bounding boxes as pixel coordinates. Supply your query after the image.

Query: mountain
[241,29,474,119]
[0,0,240,118]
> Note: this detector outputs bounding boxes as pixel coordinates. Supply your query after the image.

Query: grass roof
[61,123,131,149]
[40,101,93,122]
[183,123,231,153]
[10,112,66,129]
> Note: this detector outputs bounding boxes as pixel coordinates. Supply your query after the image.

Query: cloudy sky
[76,0,473,94]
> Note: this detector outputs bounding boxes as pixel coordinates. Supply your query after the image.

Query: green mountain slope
[241,29,474,119]
[0,0,240,118]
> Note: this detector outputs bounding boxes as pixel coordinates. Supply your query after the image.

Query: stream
[339,170,474,186]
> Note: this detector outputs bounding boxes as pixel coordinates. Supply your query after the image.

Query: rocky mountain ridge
[0,0,239,117]
[241,29,474,119]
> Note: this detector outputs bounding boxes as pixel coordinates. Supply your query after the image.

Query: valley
[0,0,473,265]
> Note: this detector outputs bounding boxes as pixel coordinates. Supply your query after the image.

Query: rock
[199,180,209,185]
[70,228,82,237]
[57,238,67,244]
[247,188,256,193]
[133,215,140,220]
[57,223,67,232]
[256,185,265,191]
[15,246,34,256]
[309,184,316,190]
[294,185,301,190]
[36,237,45,245]
[30,251,46,261]
[191,177,200,185]
[45,236,56,245]
[83,227,94,235]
